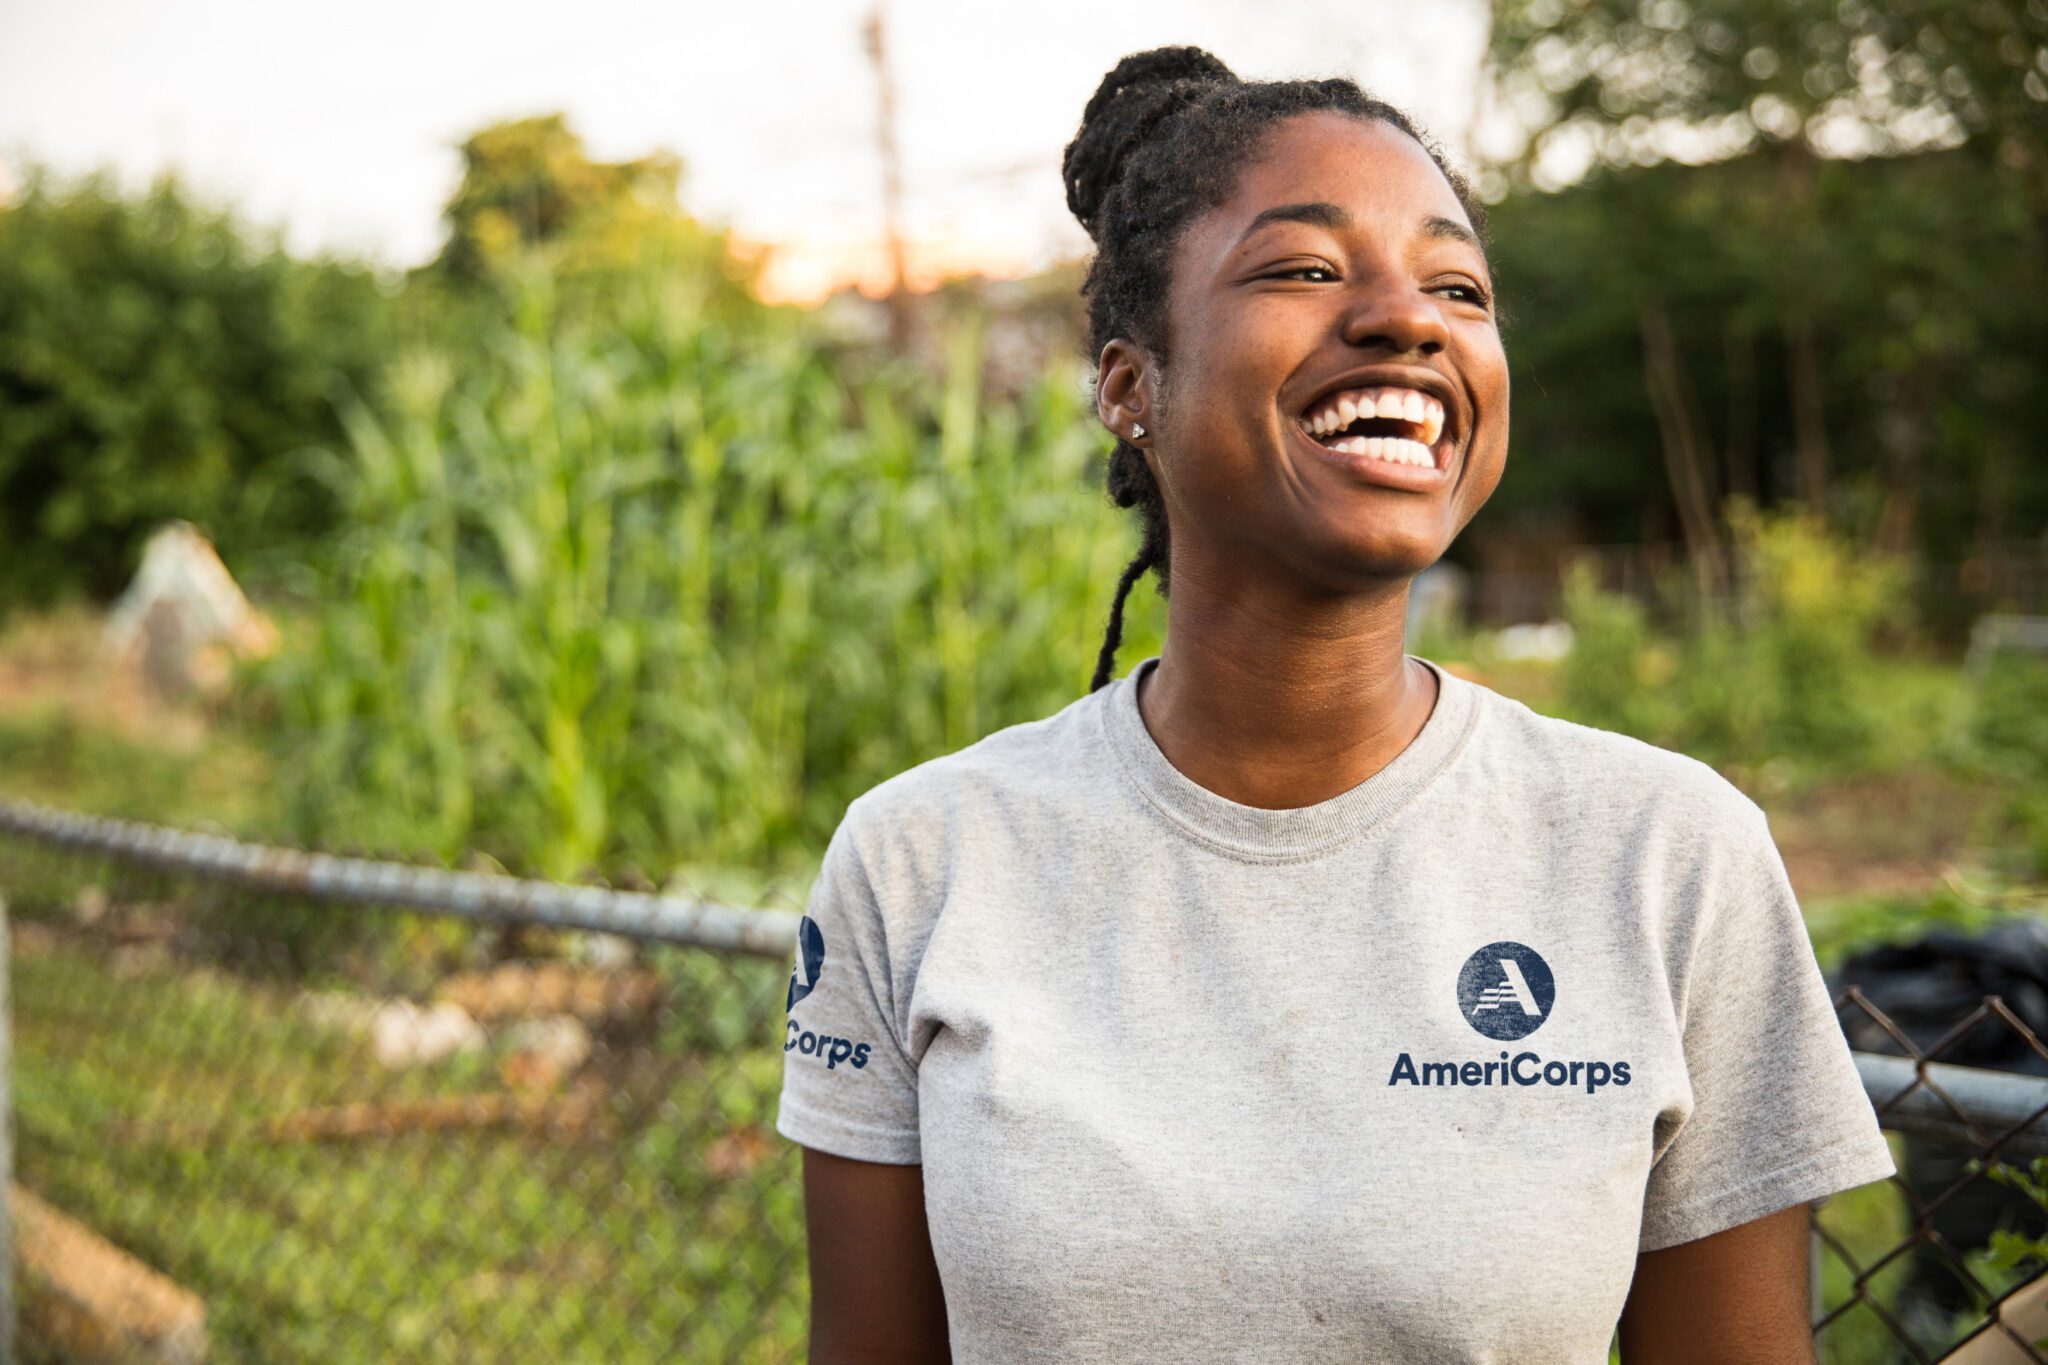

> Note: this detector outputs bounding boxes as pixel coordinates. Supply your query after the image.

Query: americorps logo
[786,915,825,1011]
[1456,940,1556,1041]
[1386,938,1630,1094]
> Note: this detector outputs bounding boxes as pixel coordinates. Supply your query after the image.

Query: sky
[0,0,1493,302]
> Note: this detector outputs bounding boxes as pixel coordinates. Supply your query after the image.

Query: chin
[1302,534,1450,587]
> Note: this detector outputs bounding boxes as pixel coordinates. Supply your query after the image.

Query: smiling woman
[777,46,1893,1365]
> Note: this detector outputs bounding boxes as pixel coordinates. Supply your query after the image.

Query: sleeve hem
[775,1094,921,1165]
[1639,1132,1897,1253]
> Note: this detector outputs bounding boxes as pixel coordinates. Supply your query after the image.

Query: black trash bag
[1831,918,2048,1350]
[1836,919,2048,1069]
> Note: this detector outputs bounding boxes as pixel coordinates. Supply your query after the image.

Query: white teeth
[1301,387,1449,456]
[1322,434,1435,469]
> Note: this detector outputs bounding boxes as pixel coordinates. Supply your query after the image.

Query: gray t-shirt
[776,654,1894,1362]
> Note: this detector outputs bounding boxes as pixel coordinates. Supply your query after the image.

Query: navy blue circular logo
[787,915,825,1011]
[1456,941,1556,1040]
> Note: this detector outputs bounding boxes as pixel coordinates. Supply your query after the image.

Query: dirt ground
[1763,769,1990,903]
[0,605,215,750]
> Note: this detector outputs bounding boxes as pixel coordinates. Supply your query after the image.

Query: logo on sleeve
[1456,940,1555,1041]
[786,915,825,1011]
[783,915,875,1072]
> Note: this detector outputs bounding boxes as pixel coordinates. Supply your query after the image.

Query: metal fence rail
[0,799,800,960]
[0,797,2045,1362]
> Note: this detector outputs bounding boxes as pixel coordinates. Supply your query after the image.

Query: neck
[1135,561,1438,811]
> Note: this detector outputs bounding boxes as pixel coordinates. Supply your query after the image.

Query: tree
[432,114,742,290]
[1476,148,2046,601]
[1477,0,2046,593]
[1489,0,2046,188]
[0,168,396,612]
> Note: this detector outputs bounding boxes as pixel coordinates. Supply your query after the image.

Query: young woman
[776,47,1893,1364]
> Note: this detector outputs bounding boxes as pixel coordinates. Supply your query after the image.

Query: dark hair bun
[1063,46,1236,239]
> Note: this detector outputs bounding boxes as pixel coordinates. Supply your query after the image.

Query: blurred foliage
[432,113,751,302]
[1479,0,2047,635]
[1480,149,2048,598]
[0,169,400,614]
[1805,876,2029,970]
[1490,0,2047,183]
[236,259,1155,882]
[1967,652,2048,879]
[1558,504,1922,770]
[1,87,2043,886]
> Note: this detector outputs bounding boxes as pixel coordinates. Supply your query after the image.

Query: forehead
[1194,110,1473,252]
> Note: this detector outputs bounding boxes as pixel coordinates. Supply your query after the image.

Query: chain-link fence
[0,799,811,1363]
[1819,984,2048,1361]
[3,796,2048,1362]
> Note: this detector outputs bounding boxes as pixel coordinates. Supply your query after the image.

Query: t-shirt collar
[1098,653,1480,861]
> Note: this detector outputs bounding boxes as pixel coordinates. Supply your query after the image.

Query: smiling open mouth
[1294,387,1445,469]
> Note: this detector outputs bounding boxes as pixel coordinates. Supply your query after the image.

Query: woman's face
[1117,111,1508,592]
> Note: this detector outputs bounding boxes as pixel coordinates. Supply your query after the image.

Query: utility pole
[862,3,913,349]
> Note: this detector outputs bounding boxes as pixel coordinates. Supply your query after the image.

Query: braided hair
[1064,47,1487,692]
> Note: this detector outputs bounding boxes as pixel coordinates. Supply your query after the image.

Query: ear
[1095,338,1154,445]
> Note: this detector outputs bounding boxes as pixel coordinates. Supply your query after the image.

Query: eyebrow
[1235,201,1484,253]
[1238,201,1351,242]
[1423,214,1481,250]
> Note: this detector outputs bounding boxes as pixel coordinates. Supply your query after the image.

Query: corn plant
[249,260,1158,884]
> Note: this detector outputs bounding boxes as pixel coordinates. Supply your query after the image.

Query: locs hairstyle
[1062,47,1488,693]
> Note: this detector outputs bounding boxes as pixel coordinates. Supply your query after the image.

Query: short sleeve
[1638,802,1896,1251]
[773,816,922,1164]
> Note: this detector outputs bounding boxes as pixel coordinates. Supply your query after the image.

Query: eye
[1432,279,1492,308]
[1266,263,1338,283]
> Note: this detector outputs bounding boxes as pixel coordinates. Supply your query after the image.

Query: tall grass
[247,262,1156,881]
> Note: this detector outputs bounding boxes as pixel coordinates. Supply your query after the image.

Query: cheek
[1174,307,1303,416]
[1473,331,1510,405]
[1462,335,1511,442]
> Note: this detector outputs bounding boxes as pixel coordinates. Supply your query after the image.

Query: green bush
[1967,652,2048,880]
[1730,501,1907,760]
[1559,504,1916,773]
[1558,561,1678,742]
[0,167,398,612]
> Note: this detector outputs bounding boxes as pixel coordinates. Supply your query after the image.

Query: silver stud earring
[1130,422,1146,439]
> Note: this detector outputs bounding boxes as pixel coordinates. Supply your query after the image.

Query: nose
[1338,272,1450,357]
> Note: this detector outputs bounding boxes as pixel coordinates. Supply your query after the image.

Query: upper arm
[802,1146,950,1365]
[1619,1204,1813,1364]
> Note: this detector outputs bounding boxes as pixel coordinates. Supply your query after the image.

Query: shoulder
[827,686,1107,909]
[1452,672,1768,848]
